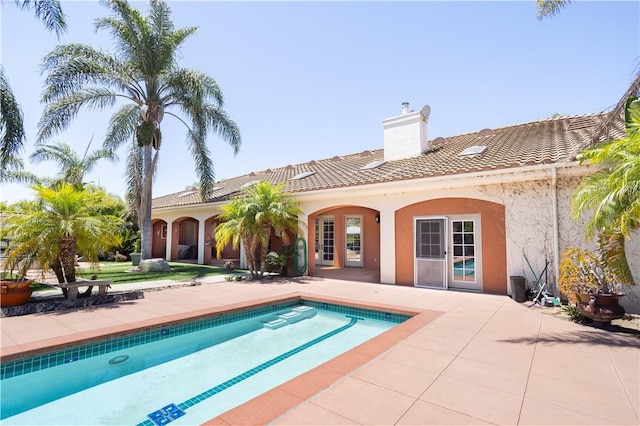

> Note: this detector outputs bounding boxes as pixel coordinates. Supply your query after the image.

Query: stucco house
[151,103,640,312]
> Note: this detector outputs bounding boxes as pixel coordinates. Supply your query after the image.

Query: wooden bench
[58,280,112,301]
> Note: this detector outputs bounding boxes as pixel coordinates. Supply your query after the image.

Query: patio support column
[198,218,206,265]
[379,207,396,284]
[165,222,173,261]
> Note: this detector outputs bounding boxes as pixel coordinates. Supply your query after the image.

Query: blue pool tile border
[1,299,411,380]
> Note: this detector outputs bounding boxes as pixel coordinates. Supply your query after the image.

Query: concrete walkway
[1,278,638,425]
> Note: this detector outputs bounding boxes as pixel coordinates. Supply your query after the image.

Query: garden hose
[293,237,307,275]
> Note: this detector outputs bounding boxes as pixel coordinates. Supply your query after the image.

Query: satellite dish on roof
[420,104,431,119]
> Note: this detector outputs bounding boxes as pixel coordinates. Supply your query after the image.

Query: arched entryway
[307,206,380,283]
[395,197,507,294]
[171,217,199,262]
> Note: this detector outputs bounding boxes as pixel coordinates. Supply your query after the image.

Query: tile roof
[152,112,625,209]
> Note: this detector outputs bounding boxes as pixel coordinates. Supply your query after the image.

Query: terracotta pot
[0,279,34,307]
[575,293,626,322]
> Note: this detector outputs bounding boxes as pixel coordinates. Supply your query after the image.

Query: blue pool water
[1,300,409,425]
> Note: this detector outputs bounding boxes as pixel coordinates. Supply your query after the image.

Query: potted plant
[130,234,142,266]
[0,272,34,307]
[265,246,293,276]
[558,247,626,322]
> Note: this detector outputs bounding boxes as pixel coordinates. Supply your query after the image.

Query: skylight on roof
[211,186,223,192]
[240,180,260,188]
[178,190,196,197]
[360,160,386,170]
[458,145,487,157]
[290,171,316,180]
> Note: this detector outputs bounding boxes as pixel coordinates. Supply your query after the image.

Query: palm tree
[2,184,123,287]
[571,98,640,286]
[0,1,66,173]
[536,0,571,20]
[215,197,259,277]
[37,0,241,262]
[215,182,301,278]
[30,140,117,189]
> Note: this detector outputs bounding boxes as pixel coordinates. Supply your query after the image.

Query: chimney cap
[402,102,410,114]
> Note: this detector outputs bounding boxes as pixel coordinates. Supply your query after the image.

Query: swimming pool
[1,298,410,425]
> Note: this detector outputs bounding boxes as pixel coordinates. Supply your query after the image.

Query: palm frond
[103,103,140,151]
[0,66,26,170]
[37,88,120,142]
[162,68,224,107]
[185,122,214,201]
[536,0,571,21]
[0,169,40,185]
[17,0,67,38]
[40,44,143,108]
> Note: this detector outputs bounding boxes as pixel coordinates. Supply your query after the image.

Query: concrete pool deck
[1,277,638,425]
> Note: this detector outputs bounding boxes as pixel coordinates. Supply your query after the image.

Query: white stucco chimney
[382,102,429,161]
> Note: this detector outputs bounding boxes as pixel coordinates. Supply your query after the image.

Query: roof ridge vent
[285,165,294,170]
[308,160,317,166]
[331,155,342,162]
[360,150,373,157]
[477,128,495,138]
[431,137,446,146]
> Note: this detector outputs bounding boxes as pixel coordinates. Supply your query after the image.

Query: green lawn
[31,262,238,291]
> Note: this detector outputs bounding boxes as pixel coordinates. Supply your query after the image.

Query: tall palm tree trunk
[140,144,153,260]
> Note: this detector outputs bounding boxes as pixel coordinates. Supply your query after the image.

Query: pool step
[262,318,288,329]
[263,307,317,329]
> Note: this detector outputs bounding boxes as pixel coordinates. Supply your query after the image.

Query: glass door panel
[345,216,362,267]
[315,216,335,266]
[450,219,479,290]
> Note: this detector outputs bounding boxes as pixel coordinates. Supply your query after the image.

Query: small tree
[2,184,123,288]
[215,182,302,279]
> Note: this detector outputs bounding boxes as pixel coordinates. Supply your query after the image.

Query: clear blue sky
[1,1,639,204]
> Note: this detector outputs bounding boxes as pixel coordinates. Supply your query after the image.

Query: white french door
[414,215,481,291]
[449,219,480,291]
[315,216,335,266]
